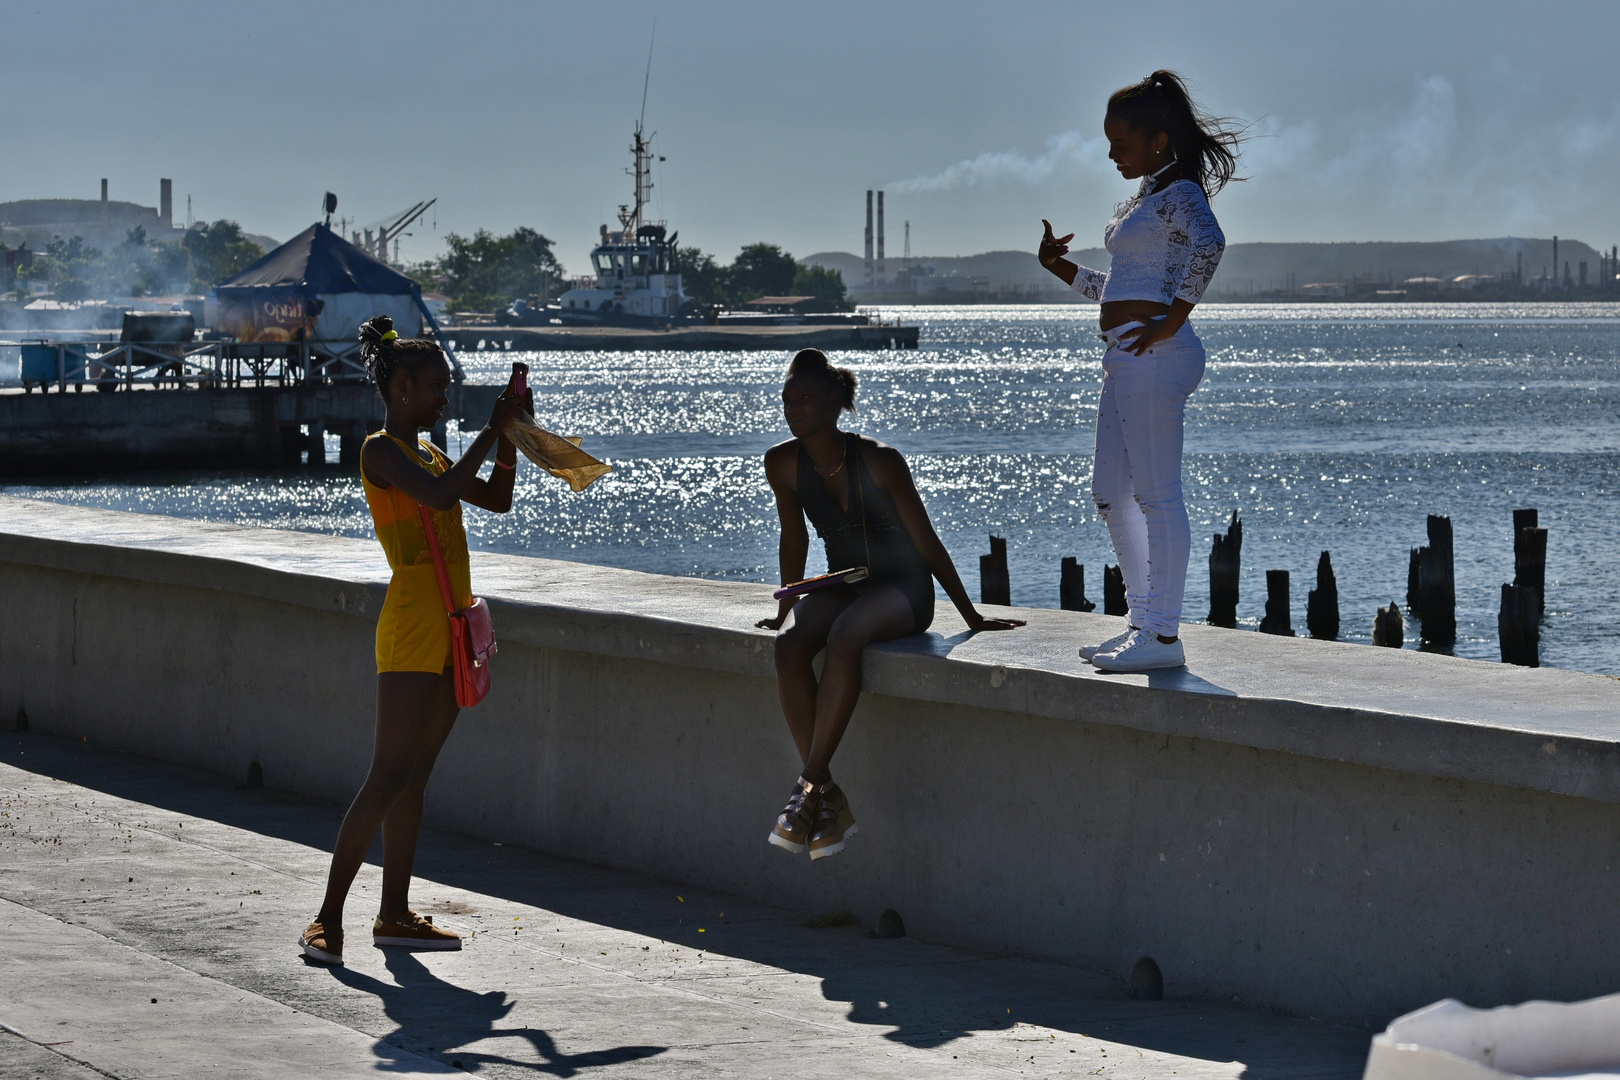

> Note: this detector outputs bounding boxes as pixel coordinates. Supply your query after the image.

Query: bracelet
[494,458,515,471]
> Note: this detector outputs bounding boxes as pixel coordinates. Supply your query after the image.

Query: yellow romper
[361,432,474,674]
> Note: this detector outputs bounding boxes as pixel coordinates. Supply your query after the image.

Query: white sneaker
[1079,626,1138,661]
[1091,631,1185,672]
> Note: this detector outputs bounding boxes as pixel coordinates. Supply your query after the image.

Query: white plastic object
[1365,994,1620,1080]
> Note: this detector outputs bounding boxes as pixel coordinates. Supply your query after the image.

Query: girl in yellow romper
[300,315,523,966]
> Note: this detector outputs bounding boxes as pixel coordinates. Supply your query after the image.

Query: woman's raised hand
[488,387,522,435]
[1038,219,1074,269]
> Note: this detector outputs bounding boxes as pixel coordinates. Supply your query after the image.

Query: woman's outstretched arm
[1039,219,1107,299]
[362,390,520,510]
[866,444,1023,632]
[757,442,810,631]
[459,432,518,513]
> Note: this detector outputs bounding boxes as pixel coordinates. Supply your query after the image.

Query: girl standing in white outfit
[1039,70,1241,672]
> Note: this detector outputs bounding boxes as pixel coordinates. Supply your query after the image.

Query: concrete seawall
[2,494,1618,1028]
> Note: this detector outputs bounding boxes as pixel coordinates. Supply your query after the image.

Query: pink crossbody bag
[417,505,497,707]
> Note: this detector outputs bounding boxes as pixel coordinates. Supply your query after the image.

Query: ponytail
[787,348,857,413]
[1107,70,1244,197]
[359,314,444,399]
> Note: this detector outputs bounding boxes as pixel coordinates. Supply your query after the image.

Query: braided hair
[788,348,857,413]
[1107,70,1244,197]
[359,315,445,399]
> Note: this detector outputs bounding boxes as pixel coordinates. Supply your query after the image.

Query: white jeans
[1091,320,1206,638]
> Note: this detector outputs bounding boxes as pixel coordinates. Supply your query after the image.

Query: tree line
[410,230,850,313]
[1,222,264,301]
[4,219,853,316]
[675,243,850,310]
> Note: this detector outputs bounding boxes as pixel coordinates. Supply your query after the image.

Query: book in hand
[773,567,870,600]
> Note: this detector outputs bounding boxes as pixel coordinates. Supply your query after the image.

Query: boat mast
[618,22,657,237]
[619,125,654,236]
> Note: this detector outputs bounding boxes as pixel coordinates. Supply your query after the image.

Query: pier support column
[304,422,326,466]
[338,424,365,468]
[279,426,303,467]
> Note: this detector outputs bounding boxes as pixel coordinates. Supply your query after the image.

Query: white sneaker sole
[1080,631,1137,661]
[298,937,343,966]
[373,935,461,950]
[1092,650,1185,672]
[808,822,857,861]
[767,831,808,854]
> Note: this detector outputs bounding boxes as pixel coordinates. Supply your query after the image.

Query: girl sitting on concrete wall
[756,348,1023,860]
[300,315,522,966]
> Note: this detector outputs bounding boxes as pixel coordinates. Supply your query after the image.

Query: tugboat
[553,124,696,327]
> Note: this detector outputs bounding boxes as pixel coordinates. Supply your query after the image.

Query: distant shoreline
[851,292,1620,307]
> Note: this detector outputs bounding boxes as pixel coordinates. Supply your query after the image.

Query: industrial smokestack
[160,179,173,230]
[876,191,885,286]
[864,190,874,289]
[101,179,109,227]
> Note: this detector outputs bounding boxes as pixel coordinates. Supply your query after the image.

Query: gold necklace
[814,457,846,479]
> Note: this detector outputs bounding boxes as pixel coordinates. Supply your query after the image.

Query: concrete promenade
[0,733,1370,1079]
[5,496,1620,1031]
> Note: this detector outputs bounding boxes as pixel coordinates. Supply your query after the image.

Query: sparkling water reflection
[8,303,1620,673]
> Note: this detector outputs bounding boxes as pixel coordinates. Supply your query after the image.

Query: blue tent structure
[207,222,460,376]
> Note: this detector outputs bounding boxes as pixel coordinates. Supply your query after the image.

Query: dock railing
[8,339,369,393]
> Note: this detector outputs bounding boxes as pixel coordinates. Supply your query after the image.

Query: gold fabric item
[509,412,612,492]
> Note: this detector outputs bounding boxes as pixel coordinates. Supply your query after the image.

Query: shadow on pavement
[2,732,1369,1080]
[328,950,665,1075]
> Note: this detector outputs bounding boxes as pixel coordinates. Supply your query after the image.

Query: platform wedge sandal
[768,773,826,854]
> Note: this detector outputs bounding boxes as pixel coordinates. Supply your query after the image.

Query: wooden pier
[0,381,501,476]
[0,338,509,475]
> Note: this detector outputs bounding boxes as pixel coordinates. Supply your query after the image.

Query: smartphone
[509,361,529,399]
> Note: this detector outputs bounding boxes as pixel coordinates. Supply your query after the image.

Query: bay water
[8,302,1619,673]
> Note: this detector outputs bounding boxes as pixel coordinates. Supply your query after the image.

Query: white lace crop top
[1070,177,1225,305]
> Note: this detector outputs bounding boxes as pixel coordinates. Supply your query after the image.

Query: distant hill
[806,238,1610,299]
[1212,238,1605,295]
[805,249,1078,293]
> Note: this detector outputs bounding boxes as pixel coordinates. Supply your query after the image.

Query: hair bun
[358,314,395,345]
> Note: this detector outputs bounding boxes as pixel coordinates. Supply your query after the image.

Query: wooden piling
[1306,550,1339,640]
[1512,508,1547,617]
[1259,569,1295,636]
[1059,557,1096,612]
[1103,564,1127,617]
[1373,602,1404,647]
[1414,515,1456,646]
[1207,511,1242,628]
[1498,583,1540,667]
[979,535,1011,607]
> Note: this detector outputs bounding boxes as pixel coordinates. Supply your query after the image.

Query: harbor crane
[353,198,436,265]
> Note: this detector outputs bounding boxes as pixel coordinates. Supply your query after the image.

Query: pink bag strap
[416,504,459,616]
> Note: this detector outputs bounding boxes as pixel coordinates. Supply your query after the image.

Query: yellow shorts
[376,567,453,674]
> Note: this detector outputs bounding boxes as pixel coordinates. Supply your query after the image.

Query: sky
[4,0,1619,275]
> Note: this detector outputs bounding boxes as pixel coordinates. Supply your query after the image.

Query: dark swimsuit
[796,433,935,635]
